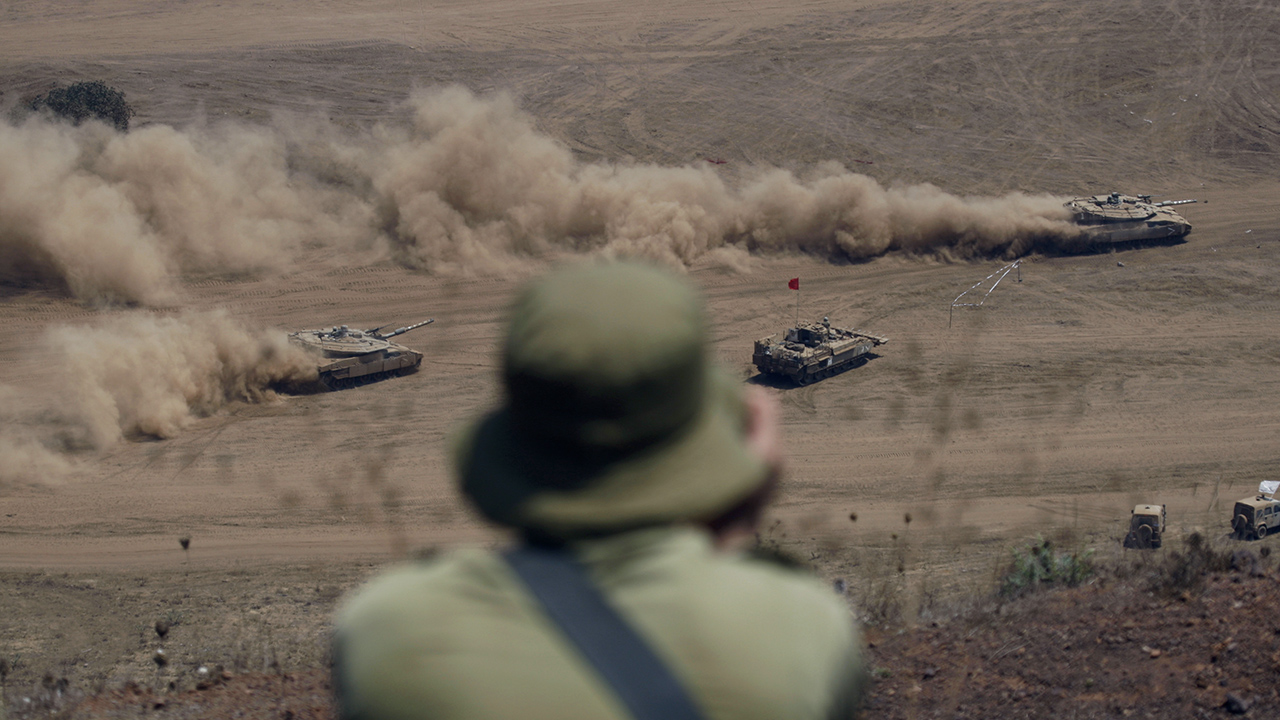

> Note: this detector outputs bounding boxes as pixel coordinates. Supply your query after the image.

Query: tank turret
[289,319,432,390]
[753,318,887,385]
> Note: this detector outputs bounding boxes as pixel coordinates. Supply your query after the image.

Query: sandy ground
[1,0,1279,713]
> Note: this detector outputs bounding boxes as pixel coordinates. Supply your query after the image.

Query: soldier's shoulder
[336,547,507,625]
[690,547,851,626]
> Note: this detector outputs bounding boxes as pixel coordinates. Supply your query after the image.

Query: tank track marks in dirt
[753,317,887,386]
[289,319,432,392]
[1065,192,1196,248]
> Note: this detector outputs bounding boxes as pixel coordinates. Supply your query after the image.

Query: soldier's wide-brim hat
[455,262,767,538]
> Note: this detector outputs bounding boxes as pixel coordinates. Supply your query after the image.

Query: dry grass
[0,563,375,719]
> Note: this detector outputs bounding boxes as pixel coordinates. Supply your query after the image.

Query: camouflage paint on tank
[752,318,887,386]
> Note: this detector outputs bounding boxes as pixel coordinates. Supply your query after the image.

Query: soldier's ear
[742,386,783,472]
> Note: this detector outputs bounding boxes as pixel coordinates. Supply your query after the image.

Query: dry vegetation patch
[865,564,1280,719]
[4,537,1278,719]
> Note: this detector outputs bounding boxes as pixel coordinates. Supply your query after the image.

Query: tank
[288,319,433,391]
[753,317,887,385]
[1065,192,1196,245]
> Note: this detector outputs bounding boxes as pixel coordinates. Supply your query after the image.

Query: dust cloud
[2,86,1082,304]
[0,435,73,489]
[0,116,377,305]
[46,310,317,448]
[371,87,1080,269]
[0,384,74,489]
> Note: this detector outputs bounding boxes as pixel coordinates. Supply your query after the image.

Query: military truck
[1230,481,1280,540]
[1123,504,1166,549]
[753,317,887,386]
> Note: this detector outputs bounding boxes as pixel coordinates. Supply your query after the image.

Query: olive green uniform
[335,526,866,720]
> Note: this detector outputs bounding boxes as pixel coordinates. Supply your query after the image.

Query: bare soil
[2,0,1279,717]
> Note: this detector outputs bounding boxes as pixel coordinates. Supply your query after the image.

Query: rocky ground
[6,539,1277,719]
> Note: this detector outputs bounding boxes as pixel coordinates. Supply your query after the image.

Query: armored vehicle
[753,318,887,385]
[1123,504,1166,549]
[289,319,432,391]
[1064,192,1195,245]
[1231,481,1280,540]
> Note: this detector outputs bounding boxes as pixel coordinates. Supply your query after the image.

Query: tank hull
[753,320,887,385]
[311,343,423,391]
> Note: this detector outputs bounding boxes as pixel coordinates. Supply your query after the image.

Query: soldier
[333,261,868,720]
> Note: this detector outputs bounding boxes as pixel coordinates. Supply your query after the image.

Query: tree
[29,81,135,131]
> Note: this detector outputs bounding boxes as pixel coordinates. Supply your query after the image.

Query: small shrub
[999,536,1094,598]
[857,571,908,627]
[28,81,135,131]
[1144,531,1235,596]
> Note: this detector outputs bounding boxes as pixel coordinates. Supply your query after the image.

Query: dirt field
[1,0,1279,716]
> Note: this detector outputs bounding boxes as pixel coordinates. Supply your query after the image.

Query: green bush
[999,536,1094,598]
[29,81,135,131]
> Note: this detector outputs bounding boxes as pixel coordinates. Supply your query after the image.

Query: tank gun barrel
[1154,199,1197,207]
[377,318,434,339]
[858,332,890,346]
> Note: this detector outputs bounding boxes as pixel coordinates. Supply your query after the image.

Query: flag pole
[788,278,800,324]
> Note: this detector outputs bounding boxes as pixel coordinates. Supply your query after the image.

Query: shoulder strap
[503,545,706,720]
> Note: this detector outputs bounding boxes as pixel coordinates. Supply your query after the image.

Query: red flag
[788,277,800,290]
